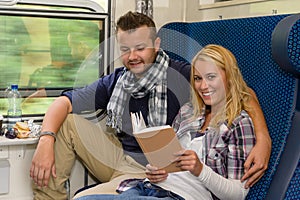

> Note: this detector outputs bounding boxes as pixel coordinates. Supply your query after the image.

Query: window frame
[198,0,272,10]
[0,0,111,116]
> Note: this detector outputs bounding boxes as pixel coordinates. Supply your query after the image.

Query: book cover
[131,112,183,173]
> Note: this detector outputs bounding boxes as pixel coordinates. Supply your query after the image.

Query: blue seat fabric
[157,14,300,200]
[76,14,300,199]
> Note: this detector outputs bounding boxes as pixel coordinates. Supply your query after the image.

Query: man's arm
[242,88,271,188]
[30,96,72,187]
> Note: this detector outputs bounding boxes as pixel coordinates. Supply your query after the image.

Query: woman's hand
[146,164,168,183]
[174,149,203,176]
[146,149,203,183]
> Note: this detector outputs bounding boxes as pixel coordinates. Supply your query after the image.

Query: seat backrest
[158,14,300,200]
[267,14,300,200]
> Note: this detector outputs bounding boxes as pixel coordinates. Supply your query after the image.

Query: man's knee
[32,180,68,200]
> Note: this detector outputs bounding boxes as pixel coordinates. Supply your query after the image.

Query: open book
[131,112,183,173]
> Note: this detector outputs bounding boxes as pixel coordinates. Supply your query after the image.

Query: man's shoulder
[102,66,126,82]
[168,58,191,81]
[112,66,127,76]
[114,66,126,72]
[169,59,191,69]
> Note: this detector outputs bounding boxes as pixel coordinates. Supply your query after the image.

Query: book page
[136,127,183,173]
[130,112,183,173]
[134,125,171,134]
[131,112,146,132]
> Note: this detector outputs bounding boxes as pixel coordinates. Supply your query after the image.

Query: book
[131,112,183,173]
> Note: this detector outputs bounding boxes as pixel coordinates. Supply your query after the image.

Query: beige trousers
[32,114,146,200]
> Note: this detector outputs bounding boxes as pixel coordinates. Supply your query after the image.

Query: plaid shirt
[117,102,256,193]
[173,102,256,179]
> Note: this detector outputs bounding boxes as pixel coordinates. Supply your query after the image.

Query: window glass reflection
[0,15,104,115]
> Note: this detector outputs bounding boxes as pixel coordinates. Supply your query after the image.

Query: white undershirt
[155,132,249,200]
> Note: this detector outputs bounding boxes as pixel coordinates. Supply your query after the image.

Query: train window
[0,2,109,116]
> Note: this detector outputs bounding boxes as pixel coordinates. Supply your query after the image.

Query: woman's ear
[154,37,161,52]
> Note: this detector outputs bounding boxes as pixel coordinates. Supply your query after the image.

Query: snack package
[14,121,30,138]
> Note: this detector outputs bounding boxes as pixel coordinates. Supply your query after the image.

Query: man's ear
[154,37,161,52]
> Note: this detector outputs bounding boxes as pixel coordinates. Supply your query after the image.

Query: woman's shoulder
[235,110,251,120]
[179,102,194,114]
[229,110,254,130]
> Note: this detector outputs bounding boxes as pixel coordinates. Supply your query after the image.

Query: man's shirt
[62,59,191,165]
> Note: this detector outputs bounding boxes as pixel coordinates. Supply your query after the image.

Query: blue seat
[157,14,300,200]
[76,14,300,199]
[267,14,300,200]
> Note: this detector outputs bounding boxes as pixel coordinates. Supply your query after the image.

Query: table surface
[0,136,38,146]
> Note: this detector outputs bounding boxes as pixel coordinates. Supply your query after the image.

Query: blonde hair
[190,44,251,127]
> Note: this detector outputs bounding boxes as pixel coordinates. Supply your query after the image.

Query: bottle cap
[11,84,18,90]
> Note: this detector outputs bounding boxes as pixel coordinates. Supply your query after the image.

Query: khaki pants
[32,114,146,200]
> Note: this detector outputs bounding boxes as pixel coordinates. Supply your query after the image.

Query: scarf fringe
[106,110,123,132]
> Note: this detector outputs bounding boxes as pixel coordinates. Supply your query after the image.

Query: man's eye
[136,47,145,51]
[120,48,129,53]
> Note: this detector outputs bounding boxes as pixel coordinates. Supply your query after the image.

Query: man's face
[117,26,160,78]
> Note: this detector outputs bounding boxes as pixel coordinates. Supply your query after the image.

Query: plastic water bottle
[7,84,22,129]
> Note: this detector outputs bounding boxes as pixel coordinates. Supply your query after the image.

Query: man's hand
[241,136,271,188]
[30,136,56,187]
[243,88,271,188]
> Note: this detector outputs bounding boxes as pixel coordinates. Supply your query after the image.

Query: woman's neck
[200,108,212,132]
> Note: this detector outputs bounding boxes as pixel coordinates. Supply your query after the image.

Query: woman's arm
[198,114,255,199]
[199,164,249,200]
[242,88,271,188]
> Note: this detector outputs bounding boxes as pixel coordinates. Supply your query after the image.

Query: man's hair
[116,11,157,42]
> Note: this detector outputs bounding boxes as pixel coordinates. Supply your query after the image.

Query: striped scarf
[106,50,169,132]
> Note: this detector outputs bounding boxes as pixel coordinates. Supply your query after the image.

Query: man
[30,11,271,199]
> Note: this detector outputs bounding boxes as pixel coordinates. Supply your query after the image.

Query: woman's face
[193,60,227,110]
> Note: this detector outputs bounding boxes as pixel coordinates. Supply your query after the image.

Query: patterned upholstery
[158,14,300,200]
[285,161,300,199]
[269,14,300,200]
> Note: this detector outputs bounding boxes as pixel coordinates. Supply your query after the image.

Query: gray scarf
[106,50,169,132]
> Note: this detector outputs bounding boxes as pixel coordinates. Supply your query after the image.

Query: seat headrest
[272,14,300,77]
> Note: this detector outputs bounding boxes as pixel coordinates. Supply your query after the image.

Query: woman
[75,44,256,200]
